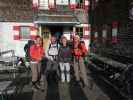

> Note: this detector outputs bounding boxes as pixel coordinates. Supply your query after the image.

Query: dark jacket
[58,45,72,63]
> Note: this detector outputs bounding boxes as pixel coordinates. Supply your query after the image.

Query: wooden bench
[90,53,127,69]
[0,50,18,78]
[0,50,14,56]
[0,50,18,68]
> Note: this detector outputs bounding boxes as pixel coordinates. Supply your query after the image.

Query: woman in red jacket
[30,36,44,91]
[73,35,89,87]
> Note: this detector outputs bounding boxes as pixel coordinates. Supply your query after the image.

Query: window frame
[76,27,83,37]
[19,26,31,40]
[76,0,84,9]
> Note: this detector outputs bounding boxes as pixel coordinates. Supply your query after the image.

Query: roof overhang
[34,21,80,26]
[34,15,80,26]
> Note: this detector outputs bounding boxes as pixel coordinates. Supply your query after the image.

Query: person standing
[58,36,72,83]
[68,35,74,49]
[72,35,89,87]
[30,36,44,91]
[46,35,59,83]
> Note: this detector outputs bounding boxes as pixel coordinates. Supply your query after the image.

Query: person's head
[70,35,74,42]
[51,35,57,44]
[80,38,85,45]
[74,35,80,43]
[35,35,42,46]
[61,36,67,46]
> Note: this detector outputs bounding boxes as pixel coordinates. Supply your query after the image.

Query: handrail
[90,53,127,69]
[0,50,15,57]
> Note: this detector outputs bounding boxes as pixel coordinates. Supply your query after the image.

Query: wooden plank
[90,53,127,68]
[0,50,14,56]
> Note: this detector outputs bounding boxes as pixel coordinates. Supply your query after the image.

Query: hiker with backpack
[46,35,60,83]
[29,36,45,91]
[58,36,72,83]
[72,35,89,87]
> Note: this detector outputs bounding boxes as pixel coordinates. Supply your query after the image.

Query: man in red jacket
[30,36,44,91]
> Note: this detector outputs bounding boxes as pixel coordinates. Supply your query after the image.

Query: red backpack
[72,42,88,58]
[79,42,88,56]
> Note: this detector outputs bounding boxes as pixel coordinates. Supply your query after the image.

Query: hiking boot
[33,84,45,92]
[36,83,42,89]
[32,84,39,92]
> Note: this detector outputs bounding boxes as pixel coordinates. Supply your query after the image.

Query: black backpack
[24,40,35,61]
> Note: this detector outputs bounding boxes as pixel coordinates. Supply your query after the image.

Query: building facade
[33,0,90,50]
[89,0,133,98]
[0,0,36,57]
[90,0,133,58]
[0,0,90,57]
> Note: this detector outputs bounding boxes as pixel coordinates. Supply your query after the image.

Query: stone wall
[0,0,33,22]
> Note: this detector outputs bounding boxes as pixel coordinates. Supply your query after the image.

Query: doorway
[41,25,63,48]
[50,26,63,42]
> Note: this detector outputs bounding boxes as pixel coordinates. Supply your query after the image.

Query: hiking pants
[59,62,70,82]
[74,57,89,86]
[30,62,41,82]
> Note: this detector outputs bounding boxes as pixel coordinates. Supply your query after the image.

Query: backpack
[79,41,88,56]
[48,43,59,56]
[73,41,88,57]
[24,40,35,61]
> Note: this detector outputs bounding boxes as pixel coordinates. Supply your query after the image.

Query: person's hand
[69,61,74,65]
[36,57,42,62]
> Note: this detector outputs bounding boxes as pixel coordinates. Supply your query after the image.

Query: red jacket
[73,43,87,58]
[79,43,88,56]
[30,44,44,62]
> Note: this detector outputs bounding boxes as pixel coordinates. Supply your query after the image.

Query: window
[39,0,49,9]
[76,27,83,37]
[20,26,30,39]
[57,0,69,5]
[76,0,84,9]
[42,26,50,39]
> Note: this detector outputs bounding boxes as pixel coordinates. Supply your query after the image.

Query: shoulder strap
[56,43,59,49]
[49,44,51,49]
[49,43,59,49]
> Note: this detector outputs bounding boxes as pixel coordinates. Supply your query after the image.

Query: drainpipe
[89,0,93,53]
